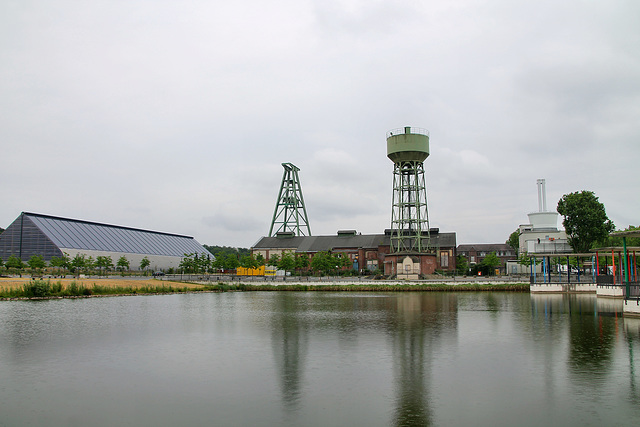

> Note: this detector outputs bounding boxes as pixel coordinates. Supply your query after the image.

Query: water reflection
[270,293,309,411]
[385,294,457,427]
[2,292,639,427]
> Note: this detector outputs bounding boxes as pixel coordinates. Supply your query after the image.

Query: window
[440,252,449,267]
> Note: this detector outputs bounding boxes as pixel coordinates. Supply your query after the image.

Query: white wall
[61,248,188,271]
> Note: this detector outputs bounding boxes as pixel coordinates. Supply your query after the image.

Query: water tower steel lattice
[269,163,311,237]
[387,126,431,253]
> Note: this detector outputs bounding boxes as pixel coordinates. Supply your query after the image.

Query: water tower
[387,126,431,253]
[386,126,435,278]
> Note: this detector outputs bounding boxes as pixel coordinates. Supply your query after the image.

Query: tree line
[179,250,354,276]
[0,253,147,277]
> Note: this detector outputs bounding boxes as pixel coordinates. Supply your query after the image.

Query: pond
[0,292,638,426]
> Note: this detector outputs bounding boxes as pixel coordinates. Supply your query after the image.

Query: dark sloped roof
[457,243,512,252]
[20,212,211,257]
[252,231,456,253]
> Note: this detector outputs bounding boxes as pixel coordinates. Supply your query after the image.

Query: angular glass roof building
[0,212,212,270]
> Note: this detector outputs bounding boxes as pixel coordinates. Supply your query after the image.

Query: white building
[518,180,570,255]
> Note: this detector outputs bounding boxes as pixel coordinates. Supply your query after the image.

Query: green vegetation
[201,282,530,292]
[5,255,25,271]
[597,225,640,248]
[139,256,150,271]
[507,229,520,253]
[455,255,468,275]
[203,245,250,258]
[0,279,210,299]
[116,255,130,273]
[557,190,615,253]
[0,279,530,299]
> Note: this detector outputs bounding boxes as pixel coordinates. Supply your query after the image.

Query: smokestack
[536,179,547,212]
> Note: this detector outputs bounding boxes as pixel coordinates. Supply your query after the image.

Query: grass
[1,278,529,299]
[201,282,530,292]
[0,279,211,299]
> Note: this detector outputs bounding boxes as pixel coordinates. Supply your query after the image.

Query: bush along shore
[0,279,212,300]
[210,283,530,292]
[1,280,530,300]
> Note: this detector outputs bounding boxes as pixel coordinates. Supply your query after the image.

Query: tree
[278,252,296,275]
[6,255,25,271]
[267,254,280,267]
[455,255,468,275]
[506,229,520,254]
[310,251,333,275]
[140,256,151,272]
[50,254,70,276]
[240,254,259,269]
[95,256,114,276]
[117,256,130,273]
[27,255,46,273]
[481,252,502,275]
[557,191,615,253]
[295,254,309,274]
[600,225,640,248]
[70,253,88,275]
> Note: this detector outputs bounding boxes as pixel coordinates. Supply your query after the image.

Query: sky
[1,0,639,248]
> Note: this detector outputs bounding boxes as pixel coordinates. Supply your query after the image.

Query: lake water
[1,292,639,427]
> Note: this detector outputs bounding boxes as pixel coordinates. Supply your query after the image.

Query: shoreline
[1,277,530,300]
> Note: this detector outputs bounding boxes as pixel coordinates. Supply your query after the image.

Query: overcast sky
[2,0,638,248]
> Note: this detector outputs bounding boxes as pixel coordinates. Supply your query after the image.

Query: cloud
[1,0,638,248]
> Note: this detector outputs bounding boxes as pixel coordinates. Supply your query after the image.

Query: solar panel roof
[24,212,211,257]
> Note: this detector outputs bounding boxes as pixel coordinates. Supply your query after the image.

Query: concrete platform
[530,283,596,293]
[596,285,625,298]
[623,298,640,318]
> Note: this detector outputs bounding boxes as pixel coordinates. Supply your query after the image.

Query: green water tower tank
[386,126,429,163]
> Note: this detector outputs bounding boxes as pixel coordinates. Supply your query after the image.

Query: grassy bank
[0,279,210,299]
[201,282,530,292]
[1,279,529,299]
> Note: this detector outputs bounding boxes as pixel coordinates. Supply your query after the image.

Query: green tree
[70,253,87,276]
[481,252,502,275]
[95,256,114,276]
[507,229,520,254]
[517,254,532,267]
[557,191,615,253]
[267,254,280,267]
[116,255,130,273]
[27,255,46,274]
[600,225,640,248]
[0,257,4,270]
[212,252,225,271]
[240,254,259,269]
[255,253,265,266]
[295,254,309,274]
[140,256,151,272]
[278,251,296,275]
[180,253,196,273]
[310,251,334,276]
[6,255,25,271]
[455,255,468,275]
[50,254,70,276]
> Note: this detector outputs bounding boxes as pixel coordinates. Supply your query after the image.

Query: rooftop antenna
[269,163,311,237]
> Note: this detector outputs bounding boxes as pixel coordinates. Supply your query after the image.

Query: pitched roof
[2,212,211,258]
[252,231,456,252]
[457,243,513,252]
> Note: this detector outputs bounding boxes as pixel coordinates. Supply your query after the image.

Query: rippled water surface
[1,292,639,426]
